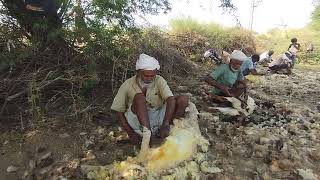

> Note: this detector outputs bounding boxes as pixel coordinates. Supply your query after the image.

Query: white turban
[135,53,160,70]
[230,50,247,62]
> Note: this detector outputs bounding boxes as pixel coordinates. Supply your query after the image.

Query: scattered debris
[38,152,54,168]
[59,133,70,138]
[297,169,318,180]
[7,165,19,173]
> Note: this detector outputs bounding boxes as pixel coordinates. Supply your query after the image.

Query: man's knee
[131,93,146,113]
[175,95,189,107]
[133,93,146,103]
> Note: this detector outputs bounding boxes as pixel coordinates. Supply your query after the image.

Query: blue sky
[139,0,315,33]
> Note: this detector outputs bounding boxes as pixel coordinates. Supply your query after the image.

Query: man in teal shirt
[205,50,247,103]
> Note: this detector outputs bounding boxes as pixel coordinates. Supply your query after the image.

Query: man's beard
[139,77,153,88]
[230,65,239,72]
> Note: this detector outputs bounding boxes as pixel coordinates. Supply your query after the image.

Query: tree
[311,3,320,30]
[0,0,171,52]
[0,0,236,52]
[1,0,67,50]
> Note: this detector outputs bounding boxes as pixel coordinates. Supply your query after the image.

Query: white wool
[212,96,256,116]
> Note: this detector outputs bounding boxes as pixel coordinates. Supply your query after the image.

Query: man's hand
[128,131,141,145]
[159,124,170,139]
[220,85,231,96]
[150,136,164,146]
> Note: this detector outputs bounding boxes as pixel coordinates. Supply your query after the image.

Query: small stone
[115,149,124,157]
[108,131,114,137]
[198,112,214,120]
[36,146,47,153]
[270,161,281,172]
[59,133,70,138]
[22,170,29,179]
[3,140,9,145]
[84,140,95,149]
[56,176,68,180]
[7,166,19,173]
[214,143,226,151]
[67,159,80,169]
[80,132,87,136]
[97,127,106,136]
[259,135,278,145]
[177,86,188,91]
[29,160,36,170]
[25,130,39,138]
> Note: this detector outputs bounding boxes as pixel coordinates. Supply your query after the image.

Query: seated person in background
[268,51,293,75]
[205,50,247,103]
[241,54,264,76]
[111,54,189,144]
[203,49,231,64]
[307,42,314,53]
[259,50,274,65]
[203,49,222,64]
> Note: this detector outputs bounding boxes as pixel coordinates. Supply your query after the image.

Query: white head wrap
[135,54,160,70]
[230,50,247,62]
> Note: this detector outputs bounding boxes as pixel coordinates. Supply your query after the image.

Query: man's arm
[205,75,231,96]
[249,69,264,75]
[162,96,176,126]
[159,96,175,138]
[116,112,141,144]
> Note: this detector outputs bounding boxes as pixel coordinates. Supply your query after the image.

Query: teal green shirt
[210,64,244,94]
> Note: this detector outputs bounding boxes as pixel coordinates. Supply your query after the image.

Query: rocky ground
[1,65,320,179]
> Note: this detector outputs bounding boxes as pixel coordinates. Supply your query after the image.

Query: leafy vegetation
[169,18,256,59]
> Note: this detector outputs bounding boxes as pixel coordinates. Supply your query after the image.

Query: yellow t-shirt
[111,75,173,112]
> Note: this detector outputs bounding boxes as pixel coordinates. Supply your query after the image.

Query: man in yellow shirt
[111,54,189,144]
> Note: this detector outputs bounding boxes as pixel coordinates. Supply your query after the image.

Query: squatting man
[111,54,189,145]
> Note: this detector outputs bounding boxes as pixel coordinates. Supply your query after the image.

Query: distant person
[288,38,301,67]
[203,49,222,64]
[307,42,314,53]
[203,49,231,64]
[268,51,293,75]
[205,50,247,103]
[241,54,264,76]
[259,50,274,65]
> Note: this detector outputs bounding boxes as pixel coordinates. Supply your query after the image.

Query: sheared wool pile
[83,102,215,180]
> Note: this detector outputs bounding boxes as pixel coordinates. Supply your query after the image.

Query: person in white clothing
[268,51,293,75]
[259,50,274,65]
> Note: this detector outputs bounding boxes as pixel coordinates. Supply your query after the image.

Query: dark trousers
[269,64,289,71]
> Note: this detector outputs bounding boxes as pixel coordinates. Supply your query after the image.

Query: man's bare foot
[150,136,164,147]
[128,132,142,145]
